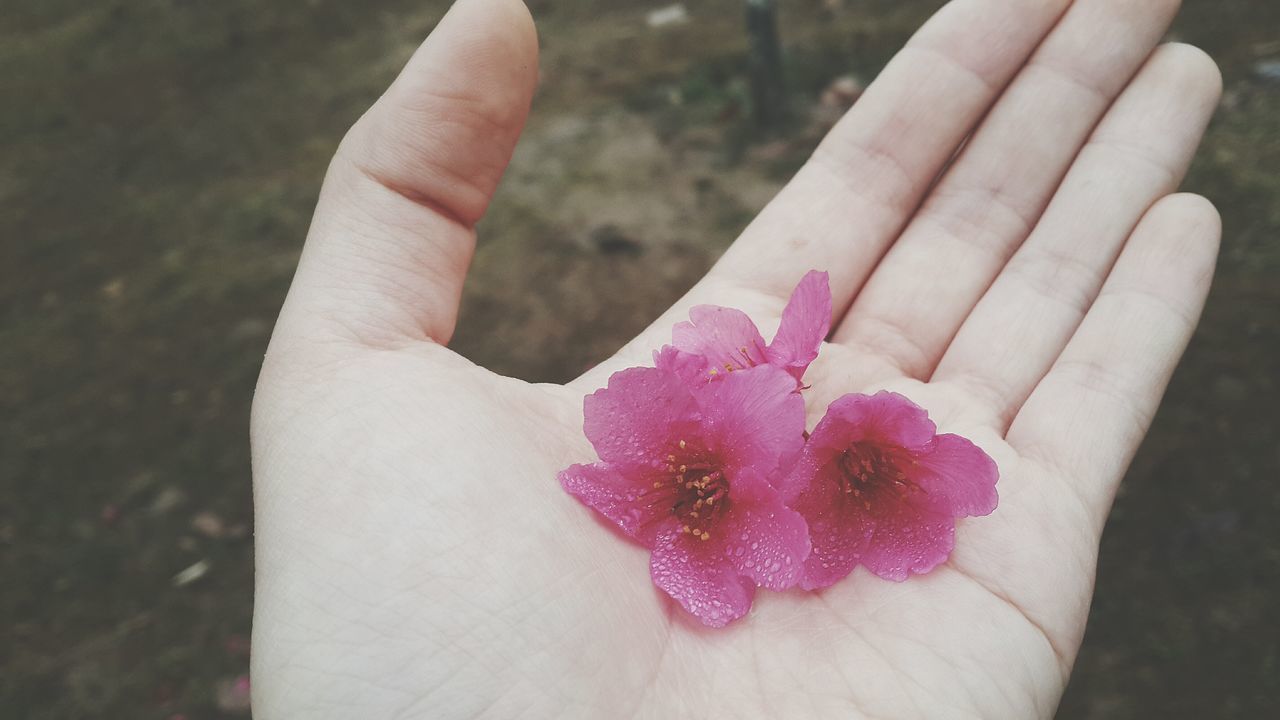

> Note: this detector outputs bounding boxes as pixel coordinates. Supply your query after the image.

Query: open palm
[250,0,1222,717]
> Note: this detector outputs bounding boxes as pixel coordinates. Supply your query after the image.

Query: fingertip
[1149,42,1223,109]
[347,0,541,224]
[1152,192,1222,238]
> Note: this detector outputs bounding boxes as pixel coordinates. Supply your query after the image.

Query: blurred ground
[2,0,1277,717]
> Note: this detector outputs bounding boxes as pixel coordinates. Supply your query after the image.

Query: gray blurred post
[745,0,786,130]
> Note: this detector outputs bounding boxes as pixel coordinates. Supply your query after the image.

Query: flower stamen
[657,453,732,541]
[836,442,925,510]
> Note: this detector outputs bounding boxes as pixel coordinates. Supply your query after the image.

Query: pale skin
[250,0,1223,717]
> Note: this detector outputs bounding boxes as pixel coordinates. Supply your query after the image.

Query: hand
[250,0,1221,717]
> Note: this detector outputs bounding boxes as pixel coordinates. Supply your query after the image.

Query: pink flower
[559,364,812,626]
[657,270,831,387]
[781,391,999,589]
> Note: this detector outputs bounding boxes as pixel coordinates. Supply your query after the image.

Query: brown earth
[2,1,1277,717]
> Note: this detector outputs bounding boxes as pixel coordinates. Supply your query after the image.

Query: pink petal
[649,526,756,627]
[858,500,956,582]
[695,364,806,479]
[913,434,1000,517]
[766,270,831,380]
[583,366,700,468]
[789,464,873,590]
[672,305,769,375]
[653,345,712,388]
[819,391,937,450]
[558,463,670,546]
[720,493,810,590]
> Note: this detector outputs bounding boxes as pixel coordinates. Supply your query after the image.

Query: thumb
[276,0,538,348]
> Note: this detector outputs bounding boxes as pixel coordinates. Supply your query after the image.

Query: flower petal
[720,493,810,591]
[558,463,671,546]
[650,526,756,627]
[859,500,956,582]
[817,391,937,451]
[672,305,769,374]
[583,366,700,467]
[696,364,806,479]
[913,434,1000,517]
[789,463,874,590]
[766,270,831,381]
[653,345,712,388]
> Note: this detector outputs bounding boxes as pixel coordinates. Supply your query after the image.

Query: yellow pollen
[709,369,718,376]
[667,454,676,462]
[679,465,687,472]
[700,531,711,541]
[678,440,687,449]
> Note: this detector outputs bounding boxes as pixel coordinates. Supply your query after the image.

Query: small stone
[191,512,225,539]
[101,278,125,299]
[149,487,185,516]
[172,559,210,587]
[1254,59,1280,83]
[646,4,688,28]
[820,75,864,109]
[590,224,643,256]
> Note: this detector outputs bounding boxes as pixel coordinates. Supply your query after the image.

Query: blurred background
[2,0,1277,717]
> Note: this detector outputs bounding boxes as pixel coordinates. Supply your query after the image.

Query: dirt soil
[2,1,1278,717]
